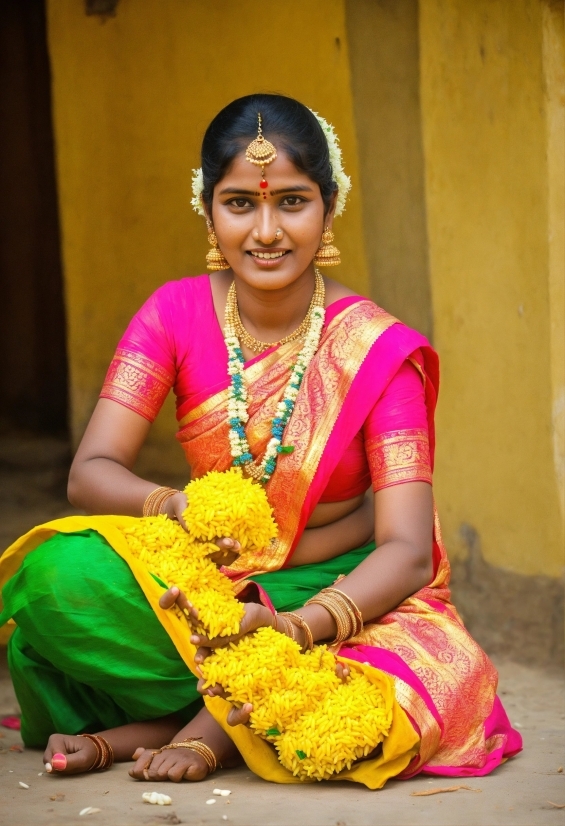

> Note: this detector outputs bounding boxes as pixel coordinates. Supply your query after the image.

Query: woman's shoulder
[328,291,433,353]
[147,274,210,304]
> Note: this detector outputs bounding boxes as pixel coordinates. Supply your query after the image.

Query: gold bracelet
[78,733,114,771]
[305,593,352,645]
[278,613,296,643]
[324,587,363,636]
[142,486,179,517]
[317,592,356,640]
[279,611,314,652]
[152,738,218,773]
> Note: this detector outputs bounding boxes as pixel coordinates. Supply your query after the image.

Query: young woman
[0,94,521,786]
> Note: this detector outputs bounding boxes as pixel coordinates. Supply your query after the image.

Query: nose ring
[252,228,284,242]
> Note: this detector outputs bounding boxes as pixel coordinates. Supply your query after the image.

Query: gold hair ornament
[245,113,277,189]
[192,108,350,216]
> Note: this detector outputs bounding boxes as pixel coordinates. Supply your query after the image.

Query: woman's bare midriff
[306,495,365,528]
[287,492,374,567]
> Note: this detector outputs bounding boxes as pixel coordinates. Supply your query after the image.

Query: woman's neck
[233,268,319,344]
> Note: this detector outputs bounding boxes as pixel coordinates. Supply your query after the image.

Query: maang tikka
[245,113,277,190]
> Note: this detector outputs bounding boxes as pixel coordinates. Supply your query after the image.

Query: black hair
[201,94,338,214]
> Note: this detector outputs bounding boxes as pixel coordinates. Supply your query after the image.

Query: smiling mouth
[248,250,290,260]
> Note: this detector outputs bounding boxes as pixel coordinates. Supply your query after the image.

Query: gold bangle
[152,738,218,773]
[78,733,114,771]
[305,594,352,645]
[142,486,179,517]
[279,611,314,652]
[278,614,296,643]
[324,587,363,636]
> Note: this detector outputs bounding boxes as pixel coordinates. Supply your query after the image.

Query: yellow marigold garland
[121,468,392,781]
[184,467,277,550]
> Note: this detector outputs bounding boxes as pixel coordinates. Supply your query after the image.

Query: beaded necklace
[224,272,326,484]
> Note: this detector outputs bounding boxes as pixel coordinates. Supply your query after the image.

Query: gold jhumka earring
[245,113,277,194]
[205,220,230,271]
[314,227,341,267]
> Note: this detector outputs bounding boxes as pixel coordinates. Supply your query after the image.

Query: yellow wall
[46,0,370,478]
[420,0,564,576]
[346,0,432,339]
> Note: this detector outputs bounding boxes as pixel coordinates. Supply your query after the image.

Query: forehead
[217,149,317,190]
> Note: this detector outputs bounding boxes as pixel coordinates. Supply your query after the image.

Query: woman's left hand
[159,587,274,655]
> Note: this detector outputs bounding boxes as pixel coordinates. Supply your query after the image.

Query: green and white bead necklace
[224,272,326,485]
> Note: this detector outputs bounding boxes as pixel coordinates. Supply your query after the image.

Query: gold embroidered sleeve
[366,428,432,491]
[100,347,175,422]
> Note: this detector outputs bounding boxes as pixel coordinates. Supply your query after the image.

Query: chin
[236,259,313,291]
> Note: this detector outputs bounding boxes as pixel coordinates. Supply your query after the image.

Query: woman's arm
[294,480,434,642]
[67,398,187,520]
[187,479,433,659]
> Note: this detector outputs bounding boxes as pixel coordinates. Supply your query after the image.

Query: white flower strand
[224,304,325,483]
[191,168,205,217]
[308,110,351,216]
[192,109,351,218]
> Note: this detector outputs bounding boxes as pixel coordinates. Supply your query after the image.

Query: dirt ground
[0,434,564,825]
[1,655,564,826]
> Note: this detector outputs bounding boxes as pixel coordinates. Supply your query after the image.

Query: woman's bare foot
[129,707,242,783]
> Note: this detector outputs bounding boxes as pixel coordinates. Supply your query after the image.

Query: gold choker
[225,271,325,354]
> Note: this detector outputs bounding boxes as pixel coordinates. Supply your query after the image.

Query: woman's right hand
[43,733,98,775]
[161,492,241,566]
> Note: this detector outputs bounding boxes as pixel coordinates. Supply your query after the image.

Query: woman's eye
[281,196,304,207]
[228,198,253,209]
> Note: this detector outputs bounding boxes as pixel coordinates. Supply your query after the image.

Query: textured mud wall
[419,0,564,580]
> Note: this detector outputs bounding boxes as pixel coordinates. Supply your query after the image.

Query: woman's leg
[3,530,202,744]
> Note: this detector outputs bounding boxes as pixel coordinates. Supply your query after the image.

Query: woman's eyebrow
[270,185,314,195]
[218,187,260,196]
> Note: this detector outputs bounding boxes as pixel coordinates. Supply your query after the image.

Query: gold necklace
[225,270,325,354]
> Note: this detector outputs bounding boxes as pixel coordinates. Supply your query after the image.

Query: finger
[43,734,67,771]
[58,748,97,775]
[147,753,172,781]
[129,750,155,780]
[159,586,181,610]
[175,509,189,532]
[335,662,350,682]
[174,589,194,615]
[197,677,228,698]
[131,747,145,760]
[227,703,253,727]
[51,753,67,771]
[194,646,212,665]
[191,630,242,649]
[214,537,241,552]
[206,549,240,567]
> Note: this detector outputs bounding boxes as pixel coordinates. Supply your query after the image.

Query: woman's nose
[253,212,282,245]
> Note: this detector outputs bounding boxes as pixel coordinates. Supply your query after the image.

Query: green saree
[1,528,375,748]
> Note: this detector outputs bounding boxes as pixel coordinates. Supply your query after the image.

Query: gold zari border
[100,347,175,421]
[366,428,432,490]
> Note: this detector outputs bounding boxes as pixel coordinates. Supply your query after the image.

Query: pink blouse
[100,275,431,500]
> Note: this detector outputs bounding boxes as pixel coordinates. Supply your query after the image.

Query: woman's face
[209,149,333,292]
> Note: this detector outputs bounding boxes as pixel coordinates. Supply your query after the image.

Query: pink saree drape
[99,275,522,777]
